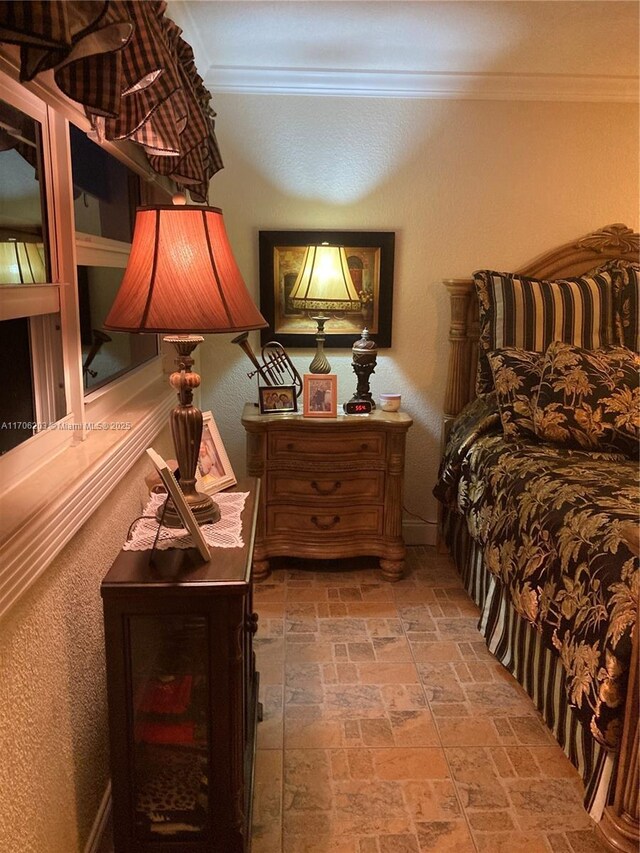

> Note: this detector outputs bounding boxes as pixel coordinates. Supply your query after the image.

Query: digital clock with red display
[343,400,373,415]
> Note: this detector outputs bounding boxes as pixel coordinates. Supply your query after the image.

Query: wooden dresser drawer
[267,505,383,537]
[268,471,384,503]
[269,430,384,460]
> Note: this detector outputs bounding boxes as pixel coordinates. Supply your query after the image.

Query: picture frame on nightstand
[303,374,337,418]
[258,385,298,414]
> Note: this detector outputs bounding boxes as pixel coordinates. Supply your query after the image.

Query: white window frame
[0,56,175,620]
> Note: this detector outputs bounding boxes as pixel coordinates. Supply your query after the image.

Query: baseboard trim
[402,518,437,546]
[84,782,111,853]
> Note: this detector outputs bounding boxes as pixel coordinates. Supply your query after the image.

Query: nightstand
[241,404,412,581]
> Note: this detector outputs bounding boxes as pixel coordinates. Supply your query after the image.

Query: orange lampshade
[104,205,267,333]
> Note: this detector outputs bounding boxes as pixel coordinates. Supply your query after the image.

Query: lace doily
[124,491,249,552]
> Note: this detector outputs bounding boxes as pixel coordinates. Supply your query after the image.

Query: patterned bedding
[434,397,639,750]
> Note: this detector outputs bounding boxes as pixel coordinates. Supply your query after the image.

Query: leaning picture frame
[196,412,237,495]
[259,230,395,348]
[146,448,211,561]
[303,374,338,418]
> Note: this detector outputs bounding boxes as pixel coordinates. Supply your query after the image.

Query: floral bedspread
[434,398,639,749]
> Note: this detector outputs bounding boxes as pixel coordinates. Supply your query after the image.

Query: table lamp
[105,198,267,527]
[289,243,361,373]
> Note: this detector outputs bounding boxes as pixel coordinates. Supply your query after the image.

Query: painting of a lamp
[288,243,361,373]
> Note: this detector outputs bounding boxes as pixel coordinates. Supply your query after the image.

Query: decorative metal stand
[347,328,378,408]
[231,331,303,397]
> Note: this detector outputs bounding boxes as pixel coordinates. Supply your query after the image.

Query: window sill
[0,377,173,621]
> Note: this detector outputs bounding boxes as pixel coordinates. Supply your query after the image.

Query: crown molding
[204,66,638,103]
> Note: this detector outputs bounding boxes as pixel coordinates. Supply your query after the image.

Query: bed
[434,224,639,852]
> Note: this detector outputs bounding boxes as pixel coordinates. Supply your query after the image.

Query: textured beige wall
[0,430,172,853]
[198,95,639,534]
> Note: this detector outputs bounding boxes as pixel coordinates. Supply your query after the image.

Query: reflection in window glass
[0,99,49,283]
[79,266,157,391]
[0,240,46,283]
[0,312,65,454]
[70,125,137,243]
[0,317,35,453]
[70,126,157,393]
[0,96,64,455]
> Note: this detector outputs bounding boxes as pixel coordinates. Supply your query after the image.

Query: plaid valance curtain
[0,0,222,201]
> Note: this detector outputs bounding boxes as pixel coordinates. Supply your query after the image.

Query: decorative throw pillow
[474,270,616,394]
[618,264,640,351]
[487,348,544,441]
[533,341,640,457]
[590,259,640,352]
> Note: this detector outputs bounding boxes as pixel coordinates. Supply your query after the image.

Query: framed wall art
[196,411,237,494]
[259,230,395,348]
[302,374,338,418]
[258,385,298,414]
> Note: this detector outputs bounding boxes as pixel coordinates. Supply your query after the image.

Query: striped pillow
[474,270,616,394]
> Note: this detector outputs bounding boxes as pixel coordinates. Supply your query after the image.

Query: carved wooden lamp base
[159,335,220,528]
[161,491,220,528]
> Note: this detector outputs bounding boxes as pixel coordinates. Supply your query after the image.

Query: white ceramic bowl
[379,393,401,412]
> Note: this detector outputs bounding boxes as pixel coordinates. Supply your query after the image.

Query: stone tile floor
[251,546,609,853]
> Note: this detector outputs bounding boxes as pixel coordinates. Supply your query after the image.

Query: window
[69,125,157,392]
[0,93,65,454]
[70,123,137,243]
[78,264,158,391]
[0,67,173,620]
[0,97,50,278]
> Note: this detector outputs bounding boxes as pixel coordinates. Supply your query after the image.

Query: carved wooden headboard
[442,223,640,421]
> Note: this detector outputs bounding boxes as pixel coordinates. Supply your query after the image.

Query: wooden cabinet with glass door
[101,479,260,853]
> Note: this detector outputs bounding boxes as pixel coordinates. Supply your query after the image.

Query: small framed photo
[196,412,237,494]
[303,374,338,418]
[258,385,298,414]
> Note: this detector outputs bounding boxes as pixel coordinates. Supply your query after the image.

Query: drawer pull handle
[311,480,342,496]
[311,515,340,531]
